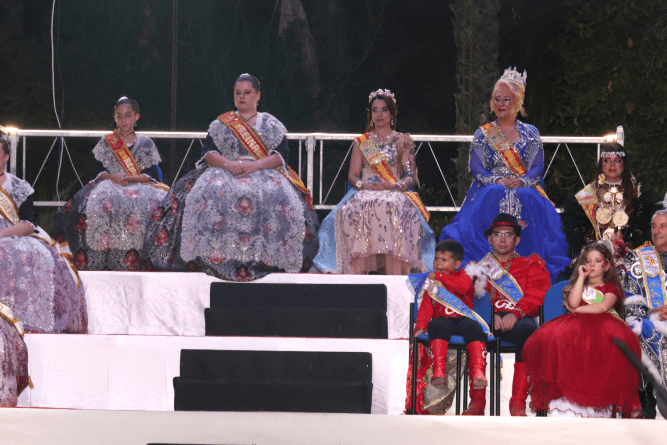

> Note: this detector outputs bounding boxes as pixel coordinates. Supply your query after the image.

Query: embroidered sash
[635,243,667,310]
[355,134,430,222]
[582,286,619,317]
[480,122,553,206]
[574,184,598,240]
[105,132,170,191]
[478,253,524,312]
[217,112,313,209]
[409,273,492,340]
[0,187,80,286]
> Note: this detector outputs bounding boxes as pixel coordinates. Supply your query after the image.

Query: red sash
[355,134,430,222]
[105,132,169,191]
[217,112,313,209]
[480,122,553,206]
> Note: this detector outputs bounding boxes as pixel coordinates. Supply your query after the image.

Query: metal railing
[1,125,610,212]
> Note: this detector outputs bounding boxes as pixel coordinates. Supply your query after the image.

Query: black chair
[407,293,496,415]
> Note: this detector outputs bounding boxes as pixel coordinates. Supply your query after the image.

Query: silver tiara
[500,67,527,86]
[118,96,129,101]
[369,89,395,103]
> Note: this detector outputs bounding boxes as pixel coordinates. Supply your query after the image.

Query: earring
[390,117,395,127]
[598,173,606,186]
[134,121,137,128]
[370,120,375,130]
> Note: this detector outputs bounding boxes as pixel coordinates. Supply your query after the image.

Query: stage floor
[0,408,663,445]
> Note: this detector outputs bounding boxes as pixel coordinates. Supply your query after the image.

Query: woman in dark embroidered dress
[143,74,318,281]
[52,97,168,271]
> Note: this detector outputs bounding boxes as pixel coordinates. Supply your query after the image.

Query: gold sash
[105,132,169,191]
[574,184,599,240]
[480,122,553,205]
[217,112,313,209]
[355,133,430,222]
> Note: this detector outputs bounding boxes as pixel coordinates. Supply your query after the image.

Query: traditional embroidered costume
[0,302,28,406]
[143,112,318,281]
[1,173,87,333]
[405,269,491,415]
[52,132,168,271]
[562,178,659,253]
[623,242,667,418]
[523,282,641,417]
[314,132,435,274]
[440,121,568,279]
[471,249,550,415]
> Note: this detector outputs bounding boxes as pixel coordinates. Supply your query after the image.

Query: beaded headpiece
[601,150,626,158]
[369,89,395,104]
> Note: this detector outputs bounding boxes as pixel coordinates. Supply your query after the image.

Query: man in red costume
[468,213,550,416]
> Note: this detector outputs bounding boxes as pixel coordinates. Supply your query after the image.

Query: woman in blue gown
[440,68,568,279]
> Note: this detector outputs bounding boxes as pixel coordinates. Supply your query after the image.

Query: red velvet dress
[522,283,641,417]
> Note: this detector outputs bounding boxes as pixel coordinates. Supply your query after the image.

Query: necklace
[371,131,395,142]
[495,251,519,271]
[239,111,257,122]
[0,171,4,178]
[119,130,135,139]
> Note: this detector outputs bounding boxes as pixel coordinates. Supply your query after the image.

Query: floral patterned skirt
[143,166,319,281]
[0,319,28,406]
[0,235,87,333]
[52,180,168,271]
[335,190,427,274]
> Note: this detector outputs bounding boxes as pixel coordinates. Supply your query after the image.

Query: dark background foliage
[1,0,666,233]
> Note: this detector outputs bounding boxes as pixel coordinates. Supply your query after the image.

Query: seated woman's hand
[109,174,128,187]
[504,177,524,189]
[225,161,245,176]
[240,160,261,177]
[413,328,426,337]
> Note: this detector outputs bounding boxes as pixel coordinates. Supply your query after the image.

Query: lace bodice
[359,132,418,185]
[205,112,287,161]
[469,120,543,188]
[92,134,162,175]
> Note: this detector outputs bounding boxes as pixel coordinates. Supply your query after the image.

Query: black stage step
[174,349,373,413]
[204,307,387,338]
[206,282,388,339]
[209,282,387,310]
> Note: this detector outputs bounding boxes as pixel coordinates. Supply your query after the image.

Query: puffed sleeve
[514,255,550,319]
[519,125,544,187]
[469,130,502,185]
[415,290,435,331]
[201,134,218,158]
[269,136,290,166]
[18,195,36,224]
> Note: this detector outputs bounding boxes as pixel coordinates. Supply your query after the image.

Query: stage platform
[80,271,413,339]
[0,408,663,445]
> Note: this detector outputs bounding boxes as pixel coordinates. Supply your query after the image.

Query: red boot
[429,339,448,388]
[462,341,487,415]
[466,341,487,390]
[509,362,528,416]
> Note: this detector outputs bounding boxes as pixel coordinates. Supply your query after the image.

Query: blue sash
[408,273,493,340]
[635,244,667,310]
[478,253,524,312]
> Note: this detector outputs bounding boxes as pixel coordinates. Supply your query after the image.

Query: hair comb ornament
[369,89,395,103]
[500,67,527,87]
[117,96,129,101]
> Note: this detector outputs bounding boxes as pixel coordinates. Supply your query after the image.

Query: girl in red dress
[522,243,641,417]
